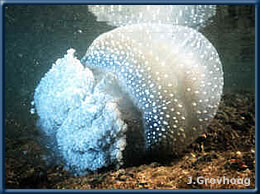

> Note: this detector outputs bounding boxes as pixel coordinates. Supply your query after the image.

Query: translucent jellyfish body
[82,24,224,154]
[33,6,223,175]
[88,5,216,29]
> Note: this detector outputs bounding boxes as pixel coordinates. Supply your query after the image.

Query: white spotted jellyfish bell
[32,5,223,175]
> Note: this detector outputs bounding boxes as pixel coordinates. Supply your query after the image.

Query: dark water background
[4,5,255,144]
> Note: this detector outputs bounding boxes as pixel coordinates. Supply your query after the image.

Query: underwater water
[5,5,255,189]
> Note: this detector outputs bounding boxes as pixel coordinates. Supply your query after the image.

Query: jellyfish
[88,5,216,29]
[81,23,223,154]
[32,5,223,175]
